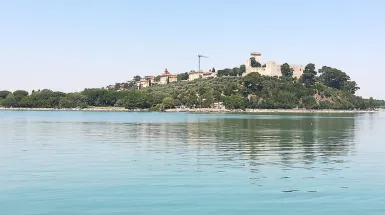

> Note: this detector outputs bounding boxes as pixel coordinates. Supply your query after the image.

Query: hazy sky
[0,0,384,99]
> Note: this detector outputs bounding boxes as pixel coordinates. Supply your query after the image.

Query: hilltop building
[242,52,304,78]
[139,76,154,88]
[136,76,155,89]
[160,68,177,84]
[188,70,217,81]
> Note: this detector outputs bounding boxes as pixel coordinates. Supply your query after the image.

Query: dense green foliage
[217,65,246,77]
[250,57,261,68]
[177,72,189,81]
[1,63,384,110]
[281,63,293,78]
[318,66,359,94]
[300,63,317,86]
[0,91,11,99]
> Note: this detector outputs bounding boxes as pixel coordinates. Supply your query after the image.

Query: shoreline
[166,108,380,114]
[0,107,381,113]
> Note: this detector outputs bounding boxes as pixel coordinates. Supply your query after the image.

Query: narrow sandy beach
[0,107,381,113]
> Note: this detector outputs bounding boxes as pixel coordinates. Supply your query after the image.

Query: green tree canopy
[59,93,88,108]
[318,66,348,89]
[223,95,246,110]
[0,90,11,99]
[162,97,175,109]
[240,65,246,75]
[1,93,17,107]
[13,90,29,98]
[123,90,150,109]
[318,66,359,94]
[300,63,317,85]
[217,66,245,77]
[281,63,293,78]
[114,83,121,90]
[342,81,359,94]
[177,72,189,81]
[250,57,261,68]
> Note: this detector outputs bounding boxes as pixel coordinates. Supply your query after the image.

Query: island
[1,52,384,112]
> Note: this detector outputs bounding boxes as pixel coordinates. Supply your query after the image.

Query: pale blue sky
[0,0,384,99]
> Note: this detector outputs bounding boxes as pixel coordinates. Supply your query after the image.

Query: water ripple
[1,111,385,214]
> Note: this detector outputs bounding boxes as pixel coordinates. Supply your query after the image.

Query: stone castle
[242,52,304,78]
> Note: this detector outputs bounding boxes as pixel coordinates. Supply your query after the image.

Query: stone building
[137,76,155,89]
[188,70,216,81]
[242,52,304,78]
[160,68,177,84]
[188,71,201,81]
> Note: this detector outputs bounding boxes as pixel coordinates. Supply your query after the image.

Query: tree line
[1,63,384,110]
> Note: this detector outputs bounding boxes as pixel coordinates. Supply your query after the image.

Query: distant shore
[0,107,129,112]
[166,108,380,114]
[0,107,381,113]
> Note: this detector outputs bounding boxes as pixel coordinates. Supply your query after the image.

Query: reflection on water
[0,111,384,215]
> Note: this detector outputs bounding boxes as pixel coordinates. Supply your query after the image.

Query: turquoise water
[1,111,385,215]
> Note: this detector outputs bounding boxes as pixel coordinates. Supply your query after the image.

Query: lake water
[0,111,384,215]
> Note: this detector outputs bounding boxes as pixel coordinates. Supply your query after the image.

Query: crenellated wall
[242,52,304,79]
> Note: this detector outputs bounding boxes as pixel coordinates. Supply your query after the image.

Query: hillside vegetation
[1,63,384,110]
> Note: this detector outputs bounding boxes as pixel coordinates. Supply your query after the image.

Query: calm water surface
[0,111,384,215]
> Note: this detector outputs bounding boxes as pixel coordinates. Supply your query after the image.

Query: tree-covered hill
[1,63,384,110]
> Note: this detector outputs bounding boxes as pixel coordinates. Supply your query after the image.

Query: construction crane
[198,54,209,72]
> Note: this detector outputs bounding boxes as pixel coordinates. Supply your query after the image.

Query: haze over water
[1,111,384,215]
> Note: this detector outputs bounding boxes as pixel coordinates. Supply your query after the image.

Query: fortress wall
[243,52,304,78]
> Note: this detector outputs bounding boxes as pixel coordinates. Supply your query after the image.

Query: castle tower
[250,52,261,62]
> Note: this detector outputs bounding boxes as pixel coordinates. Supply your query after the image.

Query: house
[188,70,216,81]
[159,68,177,84]
[188,71,202,81]
[202,71,216,79]
[137,76,156,89]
